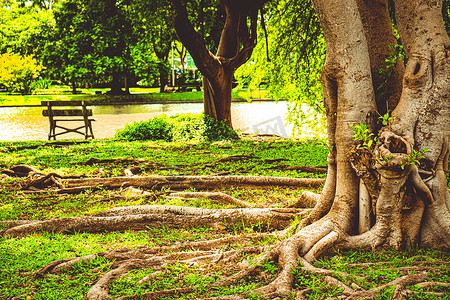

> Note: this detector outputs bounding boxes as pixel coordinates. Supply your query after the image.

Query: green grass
[0,87,270,106]
[0,137,449,299]
[307,248,450,299]
[0,138,328,222]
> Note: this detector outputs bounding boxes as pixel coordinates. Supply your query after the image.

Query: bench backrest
[41,101,93,118]
[42,100,86,106]
[42,109,93,117]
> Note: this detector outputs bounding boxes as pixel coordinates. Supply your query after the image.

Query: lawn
[0,87,271,107]
[0,137,448,299]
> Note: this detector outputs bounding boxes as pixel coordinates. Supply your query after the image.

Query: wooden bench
[42,101,96,140]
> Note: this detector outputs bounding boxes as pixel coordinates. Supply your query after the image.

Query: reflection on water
[0,102,292,141]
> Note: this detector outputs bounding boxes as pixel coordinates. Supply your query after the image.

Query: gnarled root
[1,205,309,238]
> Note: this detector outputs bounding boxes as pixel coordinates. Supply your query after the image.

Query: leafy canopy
[0,52,44,94]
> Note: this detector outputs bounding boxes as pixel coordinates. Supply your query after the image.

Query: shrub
[202,114,239,141]
[115,113,239,142]
[115,116,172,141]
[0,52,44,94]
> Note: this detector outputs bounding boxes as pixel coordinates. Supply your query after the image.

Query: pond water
[0,101,293,141]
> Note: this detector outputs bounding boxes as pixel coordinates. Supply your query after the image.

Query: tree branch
[171,0,219,78]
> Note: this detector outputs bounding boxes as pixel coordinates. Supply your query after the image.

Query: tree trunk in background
[108,71,129,95]
[158,63,170,93]
[71,77,77,94]
[202,72,233,125]
[172,0,265,127]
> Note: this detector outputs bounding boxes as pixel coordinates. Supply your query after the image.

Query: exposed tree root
[83,158,151,166]
[79,154,327,177]
[1,205,308,238]
[415,281,450,289]
[1,165,84,192]
[10,172,324,193]
[35,235,274,300]
[0,220,37,228]
[287,191,319,208]
[58,175,325,191]
[214,154,260,162]
[346,272,429,299]
[343,257,449,268]
[1,164,43,177]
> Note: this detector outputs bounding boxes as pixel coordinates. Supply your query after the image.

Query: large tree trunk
[390,0,450,247]
[203,74,233,124]
[304,0,450,251]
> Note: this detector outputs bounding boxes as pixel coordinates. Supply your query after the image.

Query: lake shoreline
[1,101,293,141]
[0,98,280,108]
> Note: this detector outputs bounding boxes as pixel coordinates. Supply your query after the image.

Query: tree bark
[60,175,325,190]
[310,0,378,235]
[306,0,450,251]
[391,0,450,248]
[356,0,404,115]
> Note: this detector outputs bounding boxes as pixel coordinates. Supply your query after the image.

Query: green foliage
[32,77,53,90]
[116,116,172,141]
[234,0,326,138]
[257,258,278,275]
[444,0,450,35]
[115,113,238,142]
[0,1,54,56]
[41,0,135,89]
[350,119,429,169]
[405,148,428,167]
[0,52,44,94]
[351,121,375,150]
[378,111,395,126]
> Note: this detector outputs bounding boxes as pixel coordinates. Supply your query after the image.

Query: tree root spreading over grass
[2,167,448,299]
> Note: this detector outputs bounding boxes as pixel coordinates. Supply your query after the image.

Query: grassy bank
[0,87,271,107]
[0,137,448,299]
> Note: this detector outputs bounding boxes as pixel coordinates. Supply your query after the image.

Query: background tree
[42,0,134,94]
[172,0,267,127]
[90,0,134,94]
[0,1,54,57]
[129,0,176,92]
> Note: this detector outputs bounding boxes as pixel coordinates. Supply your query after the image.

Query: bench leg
[84,121,95,139]
[89,121,95,139]
[49,120,56,140]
